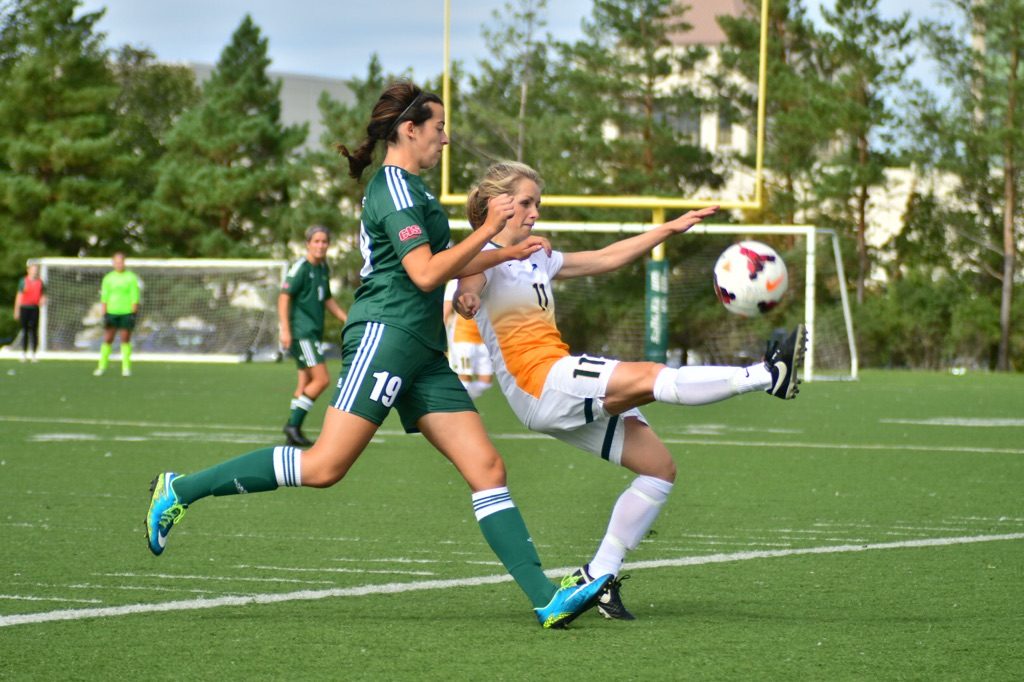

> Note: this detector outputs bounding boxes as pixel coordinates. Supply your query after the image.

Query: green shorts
[331,322,475,433]
[104,313,136,330]
[290,337,325,369]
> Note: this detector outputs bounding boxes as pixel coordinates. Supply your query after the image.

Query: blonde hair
[466,161,544,229]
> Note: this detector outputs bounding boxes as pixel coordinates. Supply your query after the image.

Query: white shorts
[522,354,647,465]
[449,341,493,377]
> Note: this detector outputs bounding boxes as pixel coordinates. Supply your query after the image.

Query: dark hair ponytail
[337,81,443,181]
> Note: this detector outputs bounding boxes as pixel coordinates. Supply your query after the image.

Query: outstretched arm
[556,206,719,280]
[457,235,551,277]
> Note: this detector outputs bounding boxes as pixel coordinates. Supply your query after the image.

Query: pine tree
[291,55,401,294]
[455,1,564,172]
[914,0,1024,370]
[553,0,723,213]
[144,15,306,257]
[817,0,914,304]
[717,0,838,225]
[110,46,199,237]
[0,0,131,262]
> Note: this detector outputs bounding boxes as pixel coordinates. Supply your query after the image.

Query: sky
[76,0,594,81]
[76,0,948,87]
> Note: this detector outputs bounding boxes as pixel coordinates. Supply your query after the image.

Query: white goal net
[4,258,288,363]
[451,221,858,381]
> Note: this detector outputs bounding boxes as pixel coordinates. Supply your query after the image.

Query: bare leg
[298,405,380,487]
[417,411,506,491]
[418,411,557,609]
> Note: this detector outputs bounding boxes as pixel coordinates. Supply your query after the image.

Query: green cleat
[535,572,612,629]
[146,473,187,556]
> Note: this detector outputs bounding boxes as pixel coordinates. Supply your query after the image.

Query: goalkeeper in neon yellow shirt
[94,252,140,377]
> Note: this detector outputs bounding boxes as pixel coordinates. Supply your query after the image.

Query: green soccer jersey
[282,257,332,339]
[346,165,451,351]
[100,270,140,315]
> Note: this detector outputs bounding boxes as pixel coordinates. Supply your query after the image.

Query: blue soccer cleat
[146,472,187,556]
[535,571,613,629]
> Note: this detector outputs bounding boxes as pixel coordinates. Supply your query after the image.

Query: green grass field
[1,360,1022,680]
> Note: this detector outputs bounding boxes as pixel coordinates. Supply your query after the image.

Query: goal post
[2,258,289,363]
[449,220,858,381]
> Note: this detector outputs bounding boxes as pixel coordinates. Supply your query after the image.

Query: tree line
[0,0,1020,370]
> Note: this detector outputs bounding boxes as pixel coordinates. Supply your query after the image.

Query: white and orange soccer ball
[713,241,788,317]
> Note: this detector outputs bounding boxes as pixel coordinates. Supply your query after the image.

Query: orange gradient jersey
[444,279,484,344]
[452,314,483,344]
[473,245,569,398]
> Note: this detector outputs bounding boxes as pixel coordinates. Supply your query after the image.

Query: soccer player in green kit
[94,252,140,377]
[279,225,348,447]
[145,81,612,628]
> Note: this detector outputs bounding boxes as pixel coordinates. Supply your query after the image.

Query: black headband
[386,93,423,139]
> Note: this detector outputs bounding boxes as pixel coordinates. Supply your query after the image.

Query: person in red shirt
[13,263,45,362]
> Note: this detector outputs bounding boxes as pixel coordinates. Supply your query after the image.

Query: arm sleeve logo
[398,225,423,242]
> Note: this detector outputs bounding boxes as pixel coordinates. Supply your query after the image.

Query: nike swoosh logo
[766,276,785,292]
[157,530,168,548]
[772,362,787,395]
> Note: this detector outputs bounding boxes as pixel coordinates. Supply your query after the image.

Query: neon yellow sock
[121,342,132,373]
[98,342,112,371]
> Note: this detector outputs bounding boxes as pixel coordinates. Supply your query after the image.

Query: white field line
[0,595,102,604]
[7,414,1023,453]
[0,415,281,432]
[98,572,335,585]
[881,418,1024,427]
[2,532,1021,629]
[236,564,436,576]
[660,438,1024,455]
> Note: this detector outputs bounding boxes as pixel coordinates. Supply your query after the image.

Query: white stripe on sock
[273,446,302,487]
[471,487,515,521]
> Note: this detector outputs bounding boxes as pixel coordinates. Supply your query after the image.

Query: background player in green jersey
[279,225,348,447]
[145,81,611,629]
[94,252,140,377]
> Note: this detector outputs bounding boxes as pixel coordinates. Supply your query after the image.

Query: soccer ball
[713,241,788,317]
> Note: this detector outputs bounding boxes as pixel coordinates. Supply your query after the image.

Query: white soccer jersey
[473,243,570,418]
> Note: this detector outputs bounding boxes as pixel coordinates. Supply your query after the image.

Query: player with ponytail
[145,83,611,629]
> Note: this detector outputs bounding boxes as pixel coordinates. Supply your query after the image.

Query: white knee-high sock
[652,364,770,406]
[588,475,674,578]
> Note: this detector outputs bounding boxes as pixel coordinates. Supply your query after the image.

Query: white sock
[290,394,315,412]
[588,475,674,578]
[272,446,303,487]
[652,364,770,406]
[469,380,492,398]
